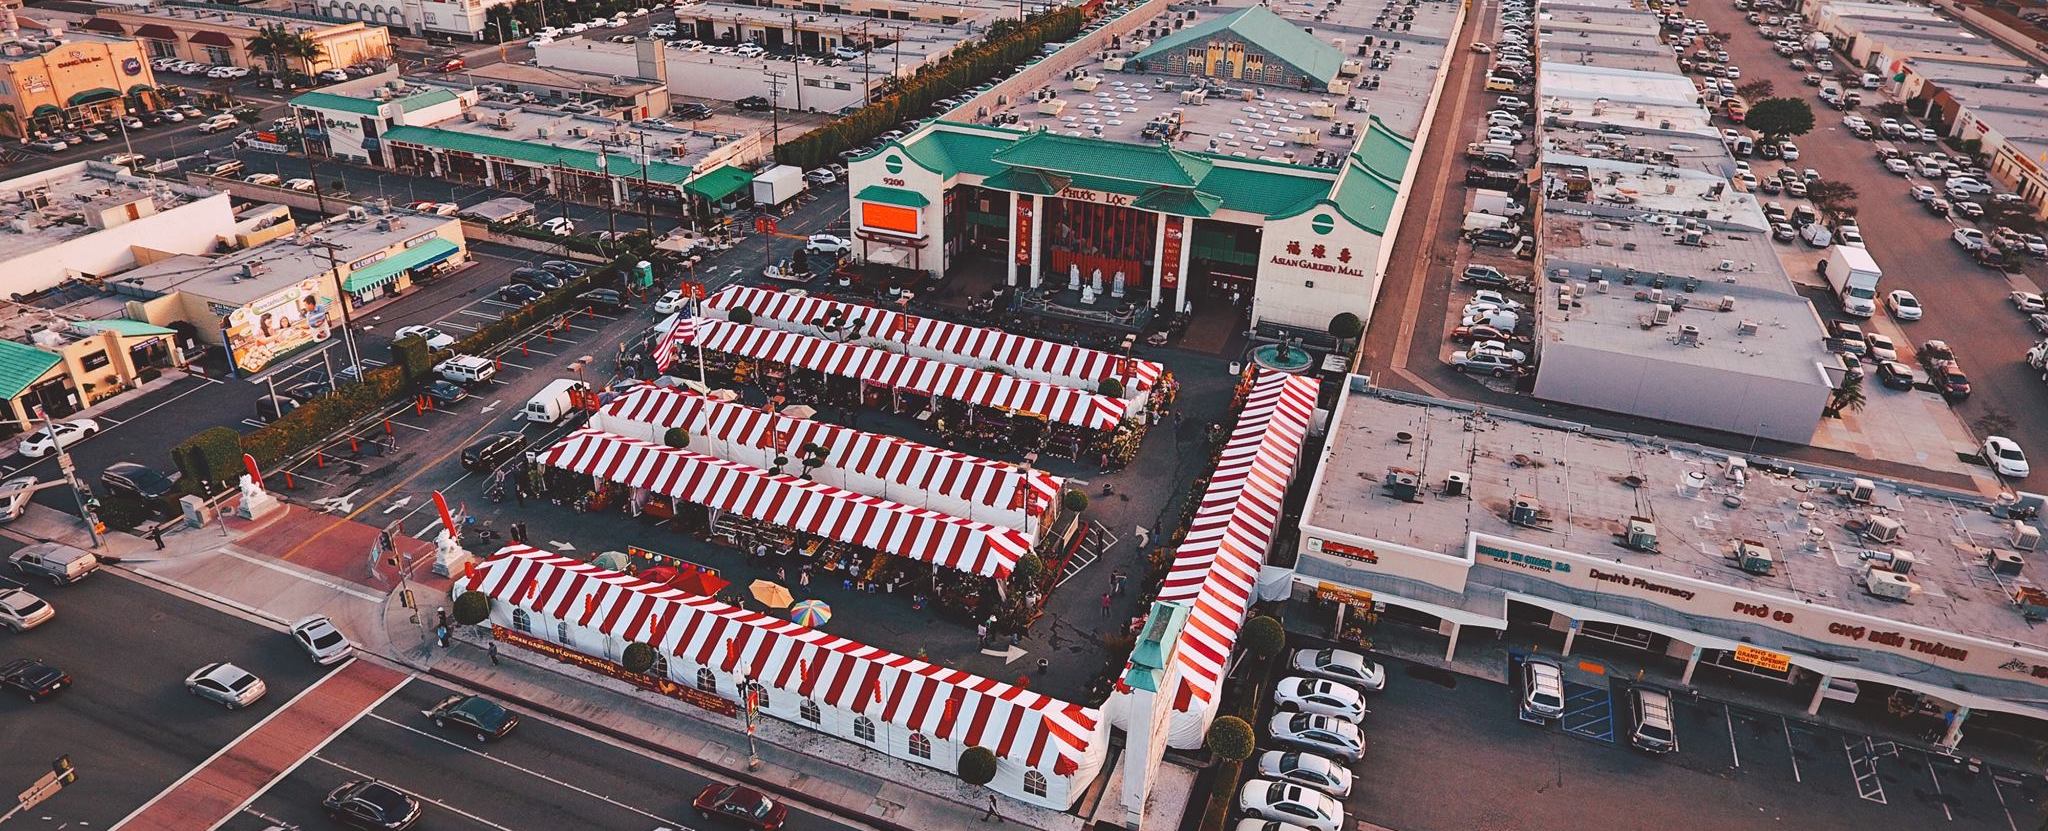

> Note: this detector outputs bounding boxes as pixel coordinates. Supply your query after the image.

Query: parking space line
[436,320,479,332]
[1926,756,1953,821]
[1846,737,1888,804]
[480,300,521,310]
[362,713,690,828]
[520,345,560,357]
[1992,774,2022,831]
[383,419,432,433]
[280,469,337,487]
[497,359,534,371]
[1780,715,1801,783]
[1725,706,1741,769]
[459,309,503,321]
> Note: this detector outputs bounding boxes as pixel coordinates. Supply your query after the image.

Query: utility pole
[764,73,786,148]
[859,19,871,105]
[39,407,102,549]
[295,108,330,215]
[308,240,365,380]
[637,128,654,233]
[787,12,804,113]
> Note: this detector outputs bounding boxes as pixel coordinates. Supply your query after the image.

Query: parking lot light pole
[37,406,103,550]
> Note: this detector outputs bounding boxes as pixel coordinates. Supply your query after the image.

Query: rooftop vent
[1509,495,1549,528]
[1383,467,1420,502]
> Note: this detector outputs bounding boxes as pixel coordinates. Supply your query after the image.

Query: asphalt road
[0,564,333,828]
[216,676,863,831]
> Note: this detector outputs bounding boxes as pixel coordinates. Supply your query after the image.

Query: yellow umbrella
[749,579,795,609]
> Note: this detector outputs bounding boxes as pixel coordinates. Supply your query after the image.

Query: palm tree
[248,25,321,75]
[1824,374,1865,418]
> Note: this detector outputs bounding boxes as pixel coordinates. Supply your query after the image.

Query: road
[216,676,862,831]
[0,561,332,828]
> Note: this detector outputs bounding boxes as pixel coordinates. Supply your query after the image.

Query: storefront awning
[683,165,753,202]
[854,184,930,208]
[67,88,121,107]
[188,30,234,47]
[342,239,459,292]
[79,17,126,34]
[30,105,61,119]
[0,340,64,400]
[133,23,178,40]
[127,84,155,96]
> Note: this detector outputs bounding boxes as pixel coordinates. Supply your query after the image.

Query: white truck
[523,378,587,424]
[1821,245,1881,318]
[1471,188,1523,218]
[1801,223,1832,248]
[751,165,807,207]
[2028,340,2048,373]
[1463,212,1514,233]
[1807,32,1832,55]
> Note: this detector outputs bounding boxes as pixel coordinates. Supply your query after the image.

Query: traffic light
[52,755,76,784]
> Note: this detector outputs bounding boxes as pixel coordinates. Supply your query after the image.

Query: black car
[509,267,563,291]
[675,102,713,119]
[139,111,167,126]
[539,260,586,278]
[0,657,71,702]
[1876,360,1916,391]
[422,379,468,407]
[323,779,421,830]
[580,288,625,311]
[496,283,543,304]
[255,394,301,423]
[461,431,528,472]
[735,95,772,111]
[282,380,332,402]
[421,694,519,741]
[102,462,179,501]
[1470,228,1523,247]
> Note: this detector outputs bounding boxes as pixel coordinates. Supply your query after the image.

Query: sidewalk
[379,592,1088,831]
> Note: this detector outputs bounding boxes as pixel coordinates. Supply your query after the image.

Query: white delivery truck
[1821,245,1881,318]
[1471,188,1523,218]
[1801,223,1832,248]
[523,378,587,424]
[1463,212,1514,233]
[1807,32,1832,55]
[751,165,808,207]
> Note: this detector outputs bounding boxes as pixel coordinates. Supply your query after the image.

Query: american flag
[654,312,695,373]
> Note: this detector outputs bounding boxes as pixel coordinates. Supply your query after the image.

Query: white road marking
[201,676,411,831]
[213,546,386,603]
[311,489,365,514]
[382,496,413,515]
[361,713,692,828]
[520,346,561,357]
[436,320,479,332]
[548,539,576,550]
[308,756,516,831]
[279,470,337,487]
[497,359,534,371]
[1781,716,1801,783]
[481,399,502,413]
[1724,706,1741,769]
[1925,757,1952,822]
[460,309,503,321]
[1991,773,2022,831]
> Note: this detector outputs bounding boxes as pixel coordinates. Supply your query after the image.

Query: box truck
[1821,245,1881,317]
[523,378,588,424]
[751,165,807,207]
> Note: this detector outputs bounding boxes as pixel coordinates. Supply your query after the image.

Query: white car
[1886,290,1921,320]
[1985,436,2030,478]
[0,587,53,631]
[0,474,36,522]
[1272,676,1366,722]
[804,168,838,185]
[2012,291,2045,313]
[394,325,455,350]
[1255,750,1354,798]
[1953,228,1986,250]
[185,662,269,709]
[284,178,318,192]
[1233,820,1314,831]
[655,290,687,315]
[805,234,853,255]
[1865,333,1898,363]
[290,615,355,665]
[1287,647,1387,691]
[1267,712,1364,761]
[17,419,101,458]
[1883,158,1911,176]
[539,217,577,236]
[1238,780,1345,831]
[243,173,282,186]
[1469,340,1528,364]
[1521,659,1567,720]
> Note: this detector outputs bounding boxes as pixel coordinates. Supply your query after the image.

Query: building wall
[319,0,507,39]
[1531,340,1827,443]
[1249,205,1383,331]
[846,144,949,277]
[1150,37,1315,89]
[0,35,157,138]
[0,190,235,297]
[536,40,874,112]
[101,11,392,73]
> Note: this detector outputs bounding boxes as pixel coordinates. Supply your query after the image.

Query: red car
[692,784,788,830]
[435,58,466,72]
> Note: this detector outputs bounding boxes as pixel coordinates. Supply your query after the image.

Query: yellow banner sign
[1316,582,1374,609]
[1733,644,1791,673]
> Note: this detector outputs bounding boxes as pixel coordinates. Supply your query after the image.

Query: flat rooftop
[0,163,216,262]
[0,27,136,62]
[98,2,359,35]
[1537,2,1663,37]
[1902,56,2044,85]
[416,102,747,171]
[117,212,458,305]
[538,13,968,79]
[457,63,664,98]
[1311,389,2048,653]
[1856,23,2019,63]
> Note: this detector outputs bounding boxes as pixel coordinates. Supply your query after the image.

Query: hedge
[774,8,1087,169]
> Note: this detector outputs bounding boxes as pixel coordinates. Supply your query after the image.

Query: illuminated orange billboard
[859,202,920,236]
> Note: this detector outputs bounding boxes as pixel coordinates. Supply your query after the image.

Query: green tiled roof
[980,167,1069,195]
[74,320,176,337]
[292,91,383,116]
[343,239,460,292]
[399,89,457,110]
[1197,163,1341,217]
[1315,117,1416,233]
[898,124,1019,177]
[1133,188,1223,217]
[1132,6,1344,85]
[0,340,61,400]
[991,132,1212,188]
[853,184,931,208]
[1357,117,1415,183]
[685,165,754,201]
[379,126,695,185]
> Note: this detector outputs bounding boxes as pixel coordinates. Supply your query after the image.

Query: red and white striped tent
[688,319,1129,432]
[1109,370,1320,747]
[595,384,1063,533]
[540,428,1032,578]
[460,546,1108,808]
[701,286,1164,398]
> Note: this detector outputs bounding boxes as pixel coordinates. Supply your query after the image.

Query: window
[204,46,230,64]
[81,351,109,370]
[800,698,821,723]
[853,715,876,742]
[1023,770,1047,797]
[512,608,531,633]
[696,667,717,692]
[908,731,931,759]
[649,653,669,678]
[556,621,569,643]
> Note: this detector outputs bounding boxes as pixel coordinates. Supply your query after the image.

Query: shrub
[1205,715,1255,761]
[1097,377,1124,397]
[956,746,998,785]
[1239,615,1286,662]
[1062,489,1089,513]
[1196,760,1241,831]
[663,427,689,448]
[173,426,247,494]
[1011,552,1044,585]
[729,306,754,325]
[622,641,657,674]
[392,335,434,386]
[452,590,492,625]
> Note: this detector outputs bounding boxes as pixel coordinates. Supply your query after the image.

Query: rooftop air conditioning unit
[1625,517,1658,551]
[1862,567,1914,601]
[1863,515,1903,545]
[1734,540,1774,574]
[1442,471,1469,497]
[1848,478,1876,504]
[1383,468,1420,502]
[2012,521,2040,552]
[1989,549,2027,575]
[1509,496,1545,527]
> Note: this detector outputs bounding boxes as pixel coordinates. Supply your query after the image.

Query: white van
[523,378,587,424]
[436,354,497,385]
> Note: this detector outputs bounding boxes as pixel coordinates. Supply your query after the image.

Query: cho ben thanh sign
[494,625,737,716]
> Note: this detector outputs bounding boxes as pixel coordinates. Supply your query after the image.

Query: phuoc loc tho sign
[494,625,737,716]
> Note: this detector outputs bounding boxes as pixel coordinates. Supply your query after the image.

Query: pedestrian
[514,485,526,507]
[488,640,500,665]
[977,621,989,646]
[1173,411,1184,431]
[799,569,811,588]
[982,795,999,822]
[776,565,787,581]
[1037,657,1050,675]
[435,623,449,648]
[1101,592,1112,617]
[436,607,449,629]
[149,525,166,550]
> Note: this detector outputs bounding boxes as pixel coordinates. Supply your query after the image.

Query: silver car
[289,615,355,665]
[186,662,268,709]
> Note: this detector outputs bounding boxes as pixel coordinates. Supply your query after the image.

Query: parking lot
[1346,651,2042,831]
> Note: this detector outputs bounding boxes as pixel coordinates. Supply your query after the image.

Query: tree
[1062,490,1089,513]
[1824,373,1865,418]
[1205,716,1255,762]
[956,746,998,785]
[663,427,690,448]
[1746,97,1815,142]
[1806,181,1860,223]
[453,590,492,625]
[249,24,321,75]
[1239,615,1286,662]
[622,641,657,674]
[1327,312,1363,352]
[1735,79,1774,101]
[1010,552,1044,585]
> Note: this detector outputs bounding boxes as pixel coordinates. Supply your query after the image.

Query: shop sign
[1308,536,1377,564]
[122,57,142,77]
[1159,216,1184,289]
[1588,567,1696,602]
[1013,197,1033,265]
[1732,644,1790,673]
[494,625,738,716]
[23,74,51,94]
[1476,542,1572,574]
[1316,581,1374,610]
[1823,622,1971,663]
[883,177,908,187]
[243,136,290,154]
[351,250,389,270]
[1268,239,1364,278]
[404,231,439,248]
[1056,186,1133,207]
[54,50,104,70]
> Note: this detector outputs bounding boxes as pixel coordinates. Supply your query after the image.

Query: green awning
[31,104,61,118]
[67,88,120,107]
[684,165,754,201]
[855,184,931,208]
[0,340,62,400]
[73,319,176,337]
[127,84,155,95]
[342,239,460,292]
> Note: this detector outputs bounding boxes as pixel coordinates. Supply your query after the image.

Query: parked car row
[1232,646,1388,831]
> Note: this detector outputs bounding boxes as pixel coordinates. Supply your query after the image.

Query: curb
[422,664,925,831]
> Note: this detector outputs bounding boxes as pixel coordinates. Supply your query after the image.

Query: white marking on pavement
[980,644,1028,664]
[437,320,479,332]
[520,346,560,357]
[213,546,386,602]
[311,489,364,514]
[460,309,502,321]
[1781,716,1801,783]
[1724,706,1740,769]
[361,714,692,828]
[201,677,411,831]
[549,539,575,550]
[1992,773,2022,831]
[281,470,336,487]
[311,756,520,831]
[481,399,501,413]
[498,359,534,371]
[1926,757,1952,821]
[382,496,413,515]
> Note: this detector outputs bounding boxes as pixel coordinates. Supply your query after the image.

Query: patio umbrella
[750,580,795,609]
[707,389,740,402]
[592,550,631,571]
[672,567,730,596]
[638,565,678,586]
[781,404,818,420]
[789,599,831,627]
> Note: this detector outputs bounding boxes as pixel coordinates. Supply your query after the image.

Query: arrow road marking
[980,644,1028,664]
[382,496,412,515]
[481,399,501,413]
[548,540,575,550]
[311,489,363,514]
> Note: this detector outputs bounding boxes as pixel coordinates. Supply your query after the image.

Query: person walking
[488,640,500,665]
[798,569,811,588]
[149,525,166,550]
[435,623,450,648]
[1100,592,1113,617]
[513,485,526,507]
[982,795,999,822]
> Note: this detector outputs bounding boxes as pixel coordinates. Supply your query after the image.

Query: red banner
[1013,197,1034,266]
[494,625,738,716]
[1160,216,1185,289]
